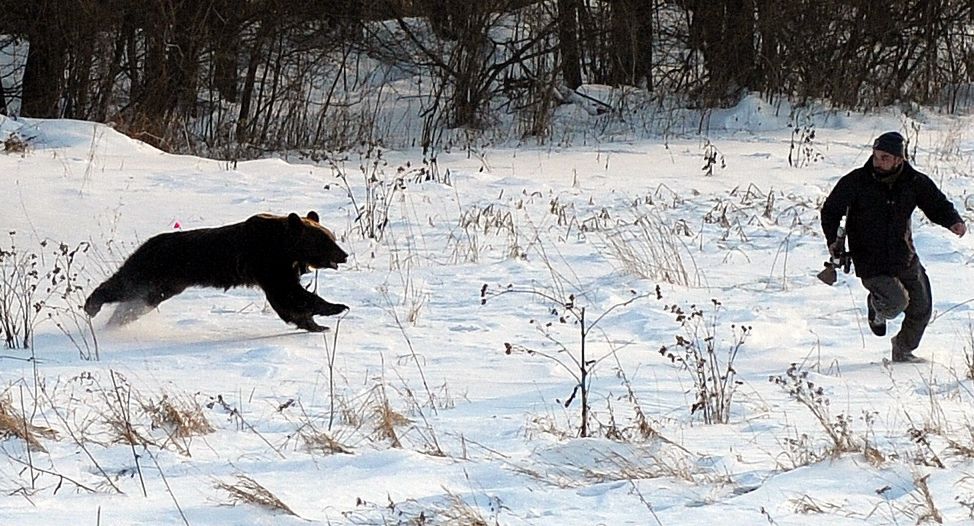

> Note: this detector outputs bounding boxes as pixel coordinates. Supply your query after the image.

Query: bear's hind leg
[103,284,185,327]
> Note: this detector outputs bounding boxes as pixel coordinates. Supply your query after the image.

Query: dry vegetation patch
[3,132,30,155]
[0,396,56,452]
[216,475,299,517]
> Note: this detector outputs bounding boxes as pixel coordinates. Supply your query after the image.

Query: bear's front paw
[295,318,328,332]
[84,298,102,317]
[317,302,348,316]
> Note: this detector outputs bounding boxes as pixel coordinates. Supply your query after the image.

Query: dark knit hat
[873,131,905,158]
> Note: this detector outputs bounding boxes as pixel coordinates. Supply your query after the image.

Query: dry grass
[285,399,357,456]
[449,203,521,264]
[143,393,214,438]
[509,445,700,490]
[90,376,214,456]
[345,489,499,526]
[583,450,699,484]
[141,392,215,456]
[216,475,298,517]
[301,429,354,455]
[374,392,411,447]
[285,383,415,456]
[3,132,30,155]
[0,397,56,452]
[285,379,433,456]
[522,412,577,442]
[790,494,844,514]
[436,489,495,526]
[912,473,943,524]
[945,423,974,459]
[104,409,153,448]
[964,319,974,381]
[600,210,696,286]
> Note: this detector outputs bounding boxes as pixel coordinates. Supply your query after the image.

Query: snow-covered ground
[1,99,974,525]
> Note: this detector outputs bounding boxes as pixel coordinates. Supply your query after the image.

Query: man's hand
[828,240,844,258]
[950,222,967,238]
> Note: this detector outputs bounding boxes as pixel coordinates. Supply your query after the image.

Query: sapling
[481,282,654,437]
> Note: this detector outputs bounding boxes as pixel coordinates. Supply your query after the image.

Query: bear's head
[288,211,348,271]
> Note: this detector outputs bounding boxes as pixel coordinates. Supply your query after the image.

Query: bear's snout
[312,249,347,270]
[328,250,348,269]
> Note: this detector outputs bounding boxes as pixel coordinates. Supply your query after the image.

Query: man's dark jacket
[821,159,962,279]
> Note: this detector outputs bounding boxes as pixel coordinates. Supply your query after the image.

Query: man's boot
[867,294,886,337]
[891,336,924,363]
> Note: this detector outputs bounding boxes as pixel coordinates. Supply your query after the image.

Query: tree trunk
[422,0,464,39]
[753,0,779,95]
[93,26,126,121]
[608,0,654,89]
[122,6,142,104]
[557,0,582,89]
[168,1,211,118]
[140,3,171,127]
[726,0,755,91]
[212,0,240,103]
[21,2,69,118]
[237,29,267,143]
[686,0,755,104]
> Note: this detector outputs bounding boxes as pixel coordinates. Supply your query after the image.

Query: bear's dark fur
[84,211,348,332]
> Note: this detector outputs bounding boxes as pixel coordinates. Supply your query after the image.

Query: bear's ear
[306,211,320,223]
[287,212,303,229]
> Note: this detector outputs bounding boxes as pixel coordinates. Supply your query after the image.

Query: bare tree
[16,1,72,117]
[557,0,582,89]
[607,0,655,89]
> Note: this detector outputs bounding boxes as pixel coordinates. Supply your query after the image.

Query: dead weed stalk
[771,364,884,462]
[659,299,748,425]
[217,474,299,517]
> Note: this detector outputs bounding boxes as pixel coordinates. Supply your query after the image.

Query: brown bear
[84,211,348,332]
